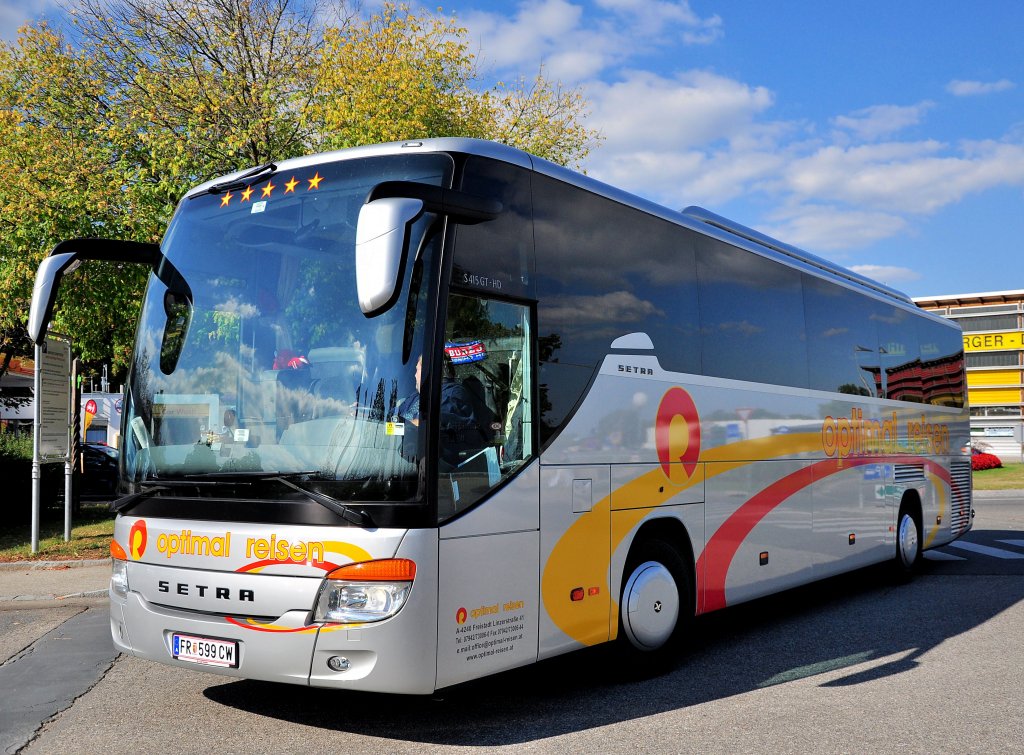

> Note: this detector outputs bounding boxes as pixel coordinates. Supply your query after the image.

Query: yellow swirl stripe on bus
[541,432,822,647]
[543,432,952,646]
[237,540,373,574]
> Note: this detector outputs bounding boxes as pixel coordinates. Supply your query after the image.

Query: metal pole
[64,358,75,542]
[31,341,42,554]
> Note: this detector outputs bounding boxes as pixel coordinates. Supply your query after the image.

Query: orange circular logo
[656,387,701,485]
[129,520,148,560]
[456,607,468,625]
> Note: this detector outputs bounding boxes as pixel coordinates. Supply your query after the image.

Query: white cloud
[463,0,723,82]
[594,0,722,43]
[589,70,773,147]
[782,140,1024,215]
[848,265,922,285]
[832,102,934,141]
[0,0,62,40]
[582,70,778,202]
[947,79,1015,96]
[759,205,909,251]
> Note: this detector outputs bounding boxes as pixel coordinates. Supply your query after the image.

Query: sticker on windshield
[445,341,487,364]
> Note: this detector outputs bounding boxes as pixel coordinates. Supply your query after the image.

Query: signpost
[31,334,72,554]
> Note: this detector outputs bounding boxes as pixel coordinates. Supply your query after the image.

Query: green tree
[0,0,599,382]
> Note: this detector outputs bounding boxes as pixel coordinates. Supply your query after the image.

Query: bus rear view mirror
[28,238,182,344]
[355,197,425,317]
[355,181,502,317]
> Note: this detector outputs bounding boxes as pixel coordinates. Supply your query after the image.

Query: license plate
[172,633,239,668]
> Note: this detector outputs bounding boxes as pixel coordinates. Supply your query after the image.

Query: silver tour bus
[29,138,972,693]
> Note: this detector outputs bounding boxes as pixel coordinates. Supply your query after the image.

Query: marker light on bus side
[314,559,417,624]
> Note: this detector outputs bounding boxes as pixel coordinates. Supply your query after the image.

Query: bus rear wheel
[619,539,690,655]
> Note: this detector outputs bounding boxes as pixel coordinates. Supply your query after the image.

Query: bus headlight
[110,540,130,599]
[314,559,416,624]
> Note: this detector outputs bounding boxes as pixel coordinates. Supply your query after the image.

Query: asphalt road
[5,493,1024,754]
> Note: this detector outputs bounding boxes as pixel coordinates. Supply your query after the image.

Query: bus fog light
[327,656,351,672]
[111,558,129,599]
[314,581,411,623]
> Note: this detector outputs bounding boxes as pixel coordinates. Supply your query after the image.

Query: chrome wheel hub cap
[622,561,679,650]
[899,515,919,566]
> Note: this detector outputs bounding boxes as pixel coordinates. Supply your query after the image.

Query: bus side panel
[704,460,815,609]
[439,461,539,540]
[537,465,611,660]
[435,530,539,690]
[812,462,892,578]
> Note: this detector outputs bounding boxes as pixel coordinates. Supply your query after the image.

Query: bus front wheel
[619,539,690,654]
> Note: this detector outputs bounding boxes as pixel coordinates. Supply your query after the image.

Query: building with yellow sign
[914,290,1024,460]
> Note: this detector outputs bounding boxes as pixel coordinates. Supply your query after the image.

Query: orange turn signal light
[110,539,127,560]
[327,558,416,582]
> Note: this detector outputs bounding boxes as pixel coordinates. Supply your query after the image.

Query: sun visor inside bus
[365,181,502,224]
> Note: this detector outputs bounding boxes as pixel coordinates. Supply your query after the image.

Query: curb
[0,559,108,571]
[973,489,1024,499]
[1,589,109,603]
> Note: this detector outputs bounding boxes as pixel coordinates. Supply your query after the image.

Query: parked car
[79,442,119,500]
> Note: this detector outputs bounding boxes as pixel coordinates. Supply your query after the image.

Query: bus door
[435,294,540,689]
[538,465,611,659]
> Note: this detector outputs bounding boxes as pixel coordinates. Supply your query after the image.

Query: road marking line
[924,550,966,561]
[997,539,1024,549]
[947,541,1024,559]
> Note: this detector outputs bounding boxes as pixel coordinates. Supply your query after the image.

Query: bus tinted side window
[803,274,881,397]
[451,156,535,300]
[918,319,966,408]
[696,237,809,389]
[877,304,923,402]
[533,174,700,447]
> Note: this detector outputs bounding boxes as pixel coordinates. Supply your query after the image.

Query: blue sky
[4,0,1024,298]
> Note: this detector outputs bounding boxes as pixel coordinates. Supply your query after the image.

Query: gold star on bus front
[261,181,276,199]
[220,191,233,208]
[284,177,299,193]
[241,186,254,202]
[308,172,323,190]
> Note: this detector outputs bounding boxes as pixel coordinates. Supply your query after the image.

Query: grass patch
[0,503,114,562]
[972,462,1024,491]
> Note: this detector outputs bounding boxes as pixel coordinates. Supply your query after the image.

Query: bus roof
[185,137,928,315]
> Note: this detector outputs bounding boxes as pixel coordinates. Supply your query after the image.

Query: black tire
[894,503,922,577]
[618,539,692,661]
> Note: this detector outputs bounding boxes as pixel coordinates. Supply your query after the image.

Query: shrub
[0,430,33,461]
[972,452,1003,471]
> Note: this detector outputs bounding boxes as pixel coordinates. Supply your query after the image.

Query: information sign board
[37,335,71,460]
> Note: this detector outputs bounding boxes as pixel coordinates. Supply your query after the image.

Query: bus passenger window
[437,294,533,520]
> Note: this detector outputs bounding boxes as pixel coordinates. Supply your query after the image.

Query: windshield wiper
[269,475,373,527]
[113,471,372,526]
[111,477,246,512]
[172,471,373,526]
[112,484,169,513]
[176,470,317,481]
[197,162,277,197]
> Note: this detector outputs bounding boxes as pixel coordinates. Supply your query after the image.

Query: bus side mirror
[355,197,425,317]
[28,252,81,344]
[27,238,171,344]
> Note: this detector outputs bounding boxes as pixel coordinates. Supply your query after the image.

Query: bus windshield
[122,153,453,504]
